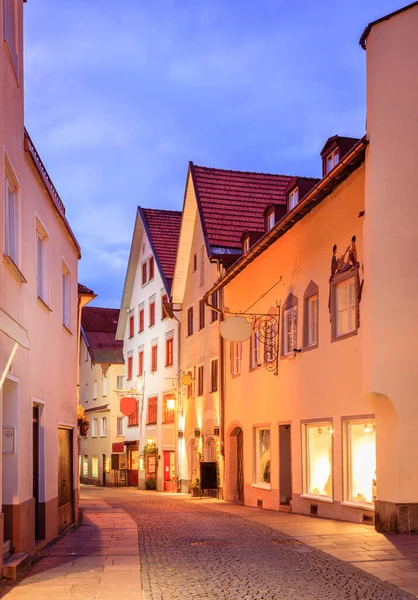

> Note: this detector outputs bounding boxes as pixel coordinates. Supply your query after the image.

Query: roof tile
[142,208,182,287]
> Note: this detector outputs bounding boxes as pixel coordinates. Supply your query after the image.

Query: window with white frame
[266,210,275,231]
[36,221,48,303]
[345,420,376,505]
[84,342,89,362]
[304,423,333,499]
[243,236,250,254]
[100,417,107,437]
[303,282,319,350]
[4,166,18,264]
[93,380,98,400]
[199,245,205,287]
[230,341,241,376]
[326,149,339,174]
[283,305,297,355]
[62,262,71,329]
[117,417,124,437]
[92,456,99,478]
[254,428,271,486]
[91,418,98,438]
[335,277,356,337]
[289,188,299,210]
[250,328,262,369]
[83,455,88,477]
[116,375,124,390]
[84,383,89,403]
[102,373,107,397]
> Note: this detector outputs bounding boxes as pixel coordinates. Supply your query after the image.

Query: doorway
[58,427,73,532]
[279,424,292,506]
[164,451,175,491]
[102,454,107,486]
[229,427,244,504]
[33,405,40,540]
[127,446,139,486]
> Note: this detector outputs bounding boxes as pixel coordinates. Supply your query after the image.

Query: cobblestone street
[106,490,416,600]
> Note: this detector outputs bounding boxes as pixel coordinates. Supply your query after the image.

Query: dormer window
[326,149,339,174]
[266,210,275,232]
[243,236,250,254]
[289,188,299,210]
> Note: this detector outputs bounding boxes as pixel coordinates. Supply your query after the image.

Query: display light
[166,398,176,411]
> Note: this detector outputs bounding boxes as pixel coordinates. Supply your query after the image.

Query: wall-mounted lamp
[214,426,220,437]
[194,428,201,438]
[147,438,154,445]
[328,426,334,434]
[178,430,184,439]
[364,424,372,434]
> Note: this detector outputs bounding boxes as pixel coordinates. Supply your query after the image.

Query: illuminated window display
[305,424,333,498]
[92,456,99,478]
[255,428,271,485]
[346,421,376,505]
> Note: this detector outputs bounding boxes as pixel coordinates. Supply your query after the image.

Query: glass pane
[348,422,376,504]
[256,429,270,484]
[307,425,332,497]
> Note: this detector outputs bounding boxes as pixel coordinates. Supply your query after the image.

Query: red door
[164,451,175,491]
[128,447,139,486]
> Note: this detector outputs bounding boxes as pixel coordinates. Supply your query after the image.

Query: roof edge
[138,206,171,296]
[359,2,418,49]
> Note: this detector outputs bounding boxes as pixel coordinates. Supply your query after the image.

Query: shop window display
[305,424,333,498]
[346,421,376,505]
[255,428,271,485]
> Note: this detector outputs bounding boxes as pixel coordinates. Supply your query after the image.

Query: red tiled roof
[190,164,297,250]
[141,208,182,290]
[78,283,95,295]
[81,306,123,364]
[82,306,120,333]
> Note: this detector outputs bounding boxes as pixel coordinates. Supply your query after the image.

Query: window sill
[252,483,272,491]
[341,501,374,512]
[165,364,173,368]
[3,255,27,283]
[37,296,52,313]
[331,330,357,343]
[302,343,318,353]
[62,324,73,336]
[301,494,334,504]
[280,352,297,361]
[249,364,262,372]
[100,435,107,438]
[127,424,139,428]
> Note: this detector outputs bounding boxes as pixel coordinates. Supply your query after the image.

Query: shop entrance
[229,427,244,504]
[58,427,73,532]
[163,451,175,491]
[279,424,292,506]
[127,446,139,486]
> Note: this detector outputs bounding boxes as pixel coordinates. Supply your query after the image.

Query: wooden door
[164,451,175,491]
[237,429,244,504]
[33,405,40,541]
[128,448,138,486]
[279,425,292,506]
[58,428,73,532]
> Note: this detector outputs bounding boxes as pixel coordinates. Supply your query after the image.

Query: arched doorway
[204,436,216,462]
[230,427,244,504]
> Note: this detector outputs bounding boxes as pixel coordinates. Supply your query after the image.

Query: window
[266,210,275,231]
[254,428,271,486]
[128,402,139,427]
[326,149,339,174]
[62,264,71,329]
[163,395,175,423]
[149,301,155,327]
[289,188,299,210]
[138,349,144,377]
[345,420,376,506]
[230,342,241,376]
[147,397,158,425]
[187,371,193,399]
[210,359,218,393]
[199,245,205,287]
[92,456,99,478]
[85,343,89,362]
[127,353,133,380]
[84,383,89,403]
[129,313,134,337]
[282,294,298,356]
[3,0,18,75]
[335,277,356,337]
[303,282,319,349]
[199,299,205,330]
[250,329,262,369]
[161,294,168,320]
[193,253,197,272]
[165,337,173,367]
[197,365,204,396]
[91,418,98,438]
[139,307,144,332]
[116,375,124,390]
[36,223,48,302]
[304,423,333,499]
[83,455,88,477]
[211,292,219,322]
[151,343,158,372]
[243,236,250,254]
[4,166,18,264]
[149,256,155,280]
[117,417,124,436]
[141,262,147,285]
[100,417,107,437]
[187,307,193,336]
[102,373,107,397]
[93,380,97,400]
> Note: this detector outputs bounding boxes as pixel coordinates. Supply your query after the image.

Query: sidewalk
[0,494,141,600]
[192,496,418,597]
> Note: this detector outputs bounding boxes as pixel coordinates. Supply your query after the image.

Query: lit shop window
[83,455,88,477]
[254,428,271,486]
[92,456,99,478]
[305,423,333,499]
[346,421,376,505]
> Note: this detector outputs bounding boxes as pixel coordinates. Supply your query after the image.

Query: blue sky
[24,0,405,307]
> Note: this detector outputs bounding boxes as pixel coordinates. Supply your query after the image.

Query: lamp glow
[167,398,175,411]
[147,438,154,445]
[364,424,372,433]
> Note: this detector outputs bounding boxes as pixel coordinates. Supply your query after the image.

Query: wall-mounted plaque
[2,427,15,454]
